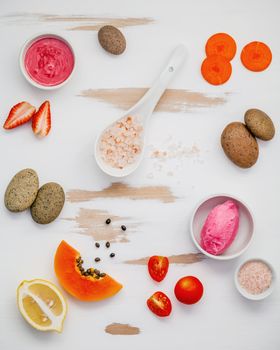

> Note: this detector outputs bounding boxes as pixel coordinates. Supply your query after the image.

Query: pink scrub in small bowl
[190,194,254,260]
[19,33,75,90]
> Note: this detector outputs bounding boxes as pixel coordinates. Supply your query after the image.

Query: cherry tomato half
[174,276,204,304]
[148,256,169,282]
[147,291,172,317]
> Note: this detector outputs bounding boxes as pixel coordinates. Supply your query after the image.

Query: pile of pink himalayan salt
[238,260,272,295]
[100,115,143,169]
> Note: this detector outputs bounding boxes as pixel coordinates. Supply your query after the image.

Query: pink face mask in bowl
[200,199,239,256]
[19,33,75,90]
[190,194,254,261]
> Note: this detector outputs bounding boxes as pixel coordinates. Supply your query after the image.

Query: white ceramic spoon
[94,45,187,177]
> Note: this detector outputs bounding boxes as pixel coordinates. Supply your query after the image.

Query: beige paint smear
[105,323,140,335]
[0,14,154,31]
[79,88,226,113]
[70,17,154,31]
[125,253,205,265]
[64,208,135,242]
[67,183,176,204]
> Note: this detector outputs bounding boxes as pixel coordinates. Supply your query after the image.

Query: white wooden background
[0,0,279,349]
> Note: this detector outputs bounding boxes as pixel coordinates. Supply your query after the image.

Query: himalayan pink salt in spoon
[94,45,187,177]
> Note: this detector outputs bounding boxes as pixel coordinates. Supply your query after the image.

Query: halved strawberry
[32,101,51,137]
[3,101,36,129]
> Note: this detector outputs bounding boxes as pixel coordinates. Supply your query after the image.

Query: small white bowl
[19,32,75,90]
[234,258,276,300]
[190,194,254,260]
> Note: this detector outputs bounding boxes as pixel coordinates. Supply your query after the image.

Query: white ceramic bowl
[190,194,254,260]
[234,258,276,300]
[19,33,75,90]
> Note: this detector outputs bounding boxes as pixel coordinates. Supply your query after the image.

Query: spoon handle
[136,45,187,119]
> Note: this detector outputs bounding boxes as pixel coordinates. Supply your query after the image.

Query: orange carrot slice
[241,41,272,72]
[206,33,237,61]
[201,55,232,85]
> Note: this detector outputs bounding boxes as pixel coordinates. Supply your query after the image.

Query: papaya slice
[54,240,122,302]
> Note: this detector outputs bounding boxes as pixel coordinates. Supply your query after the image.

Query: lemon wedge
[17,279,67,332]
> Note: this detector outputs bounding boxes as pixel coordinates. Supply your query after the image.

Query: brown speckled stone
[221,122,259,168]
[244,109,275,141]
[4,169,39,212]
[31,182,65,224]
[98,25,126,55]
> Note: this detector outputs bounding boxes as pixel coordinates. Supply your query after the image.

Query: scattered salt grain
[100,115,143,169]
[238,260,272,295]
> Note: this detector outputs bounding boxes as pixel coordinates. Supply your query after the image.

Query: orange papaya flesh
[54,240,122,302]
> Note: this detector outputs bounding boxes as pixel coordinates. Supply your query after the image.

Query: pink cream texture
[24,37,74,86]
[200,200,239,255]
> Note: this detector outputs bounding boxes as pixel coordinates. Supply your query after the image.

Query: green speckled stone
[4,169,39,212]
[31,182,65,224]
